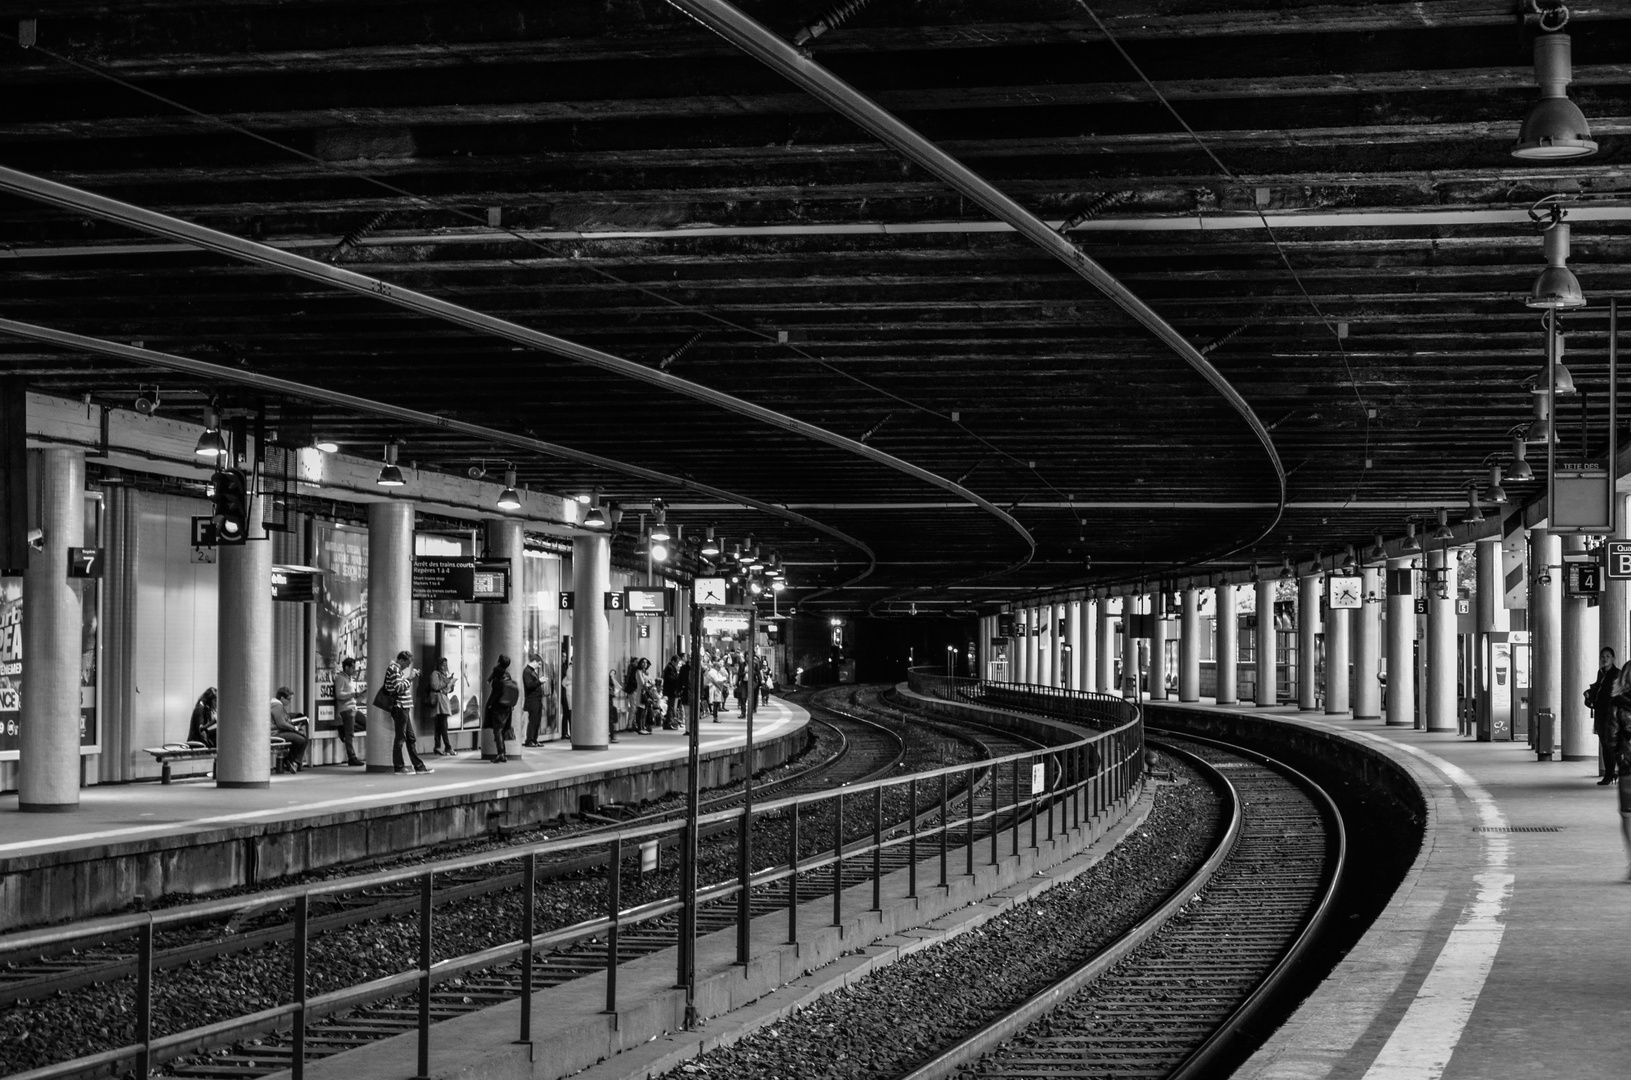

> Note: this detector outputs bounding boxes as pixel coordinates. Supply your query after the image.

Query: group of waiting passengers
[612,649,771,735]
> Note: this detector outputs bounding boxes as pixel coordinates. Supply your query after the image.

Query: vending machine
[1477,630,1514,742]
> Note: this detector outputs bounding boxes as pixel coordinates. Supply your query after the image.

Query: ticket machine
[1477,631,1513,741]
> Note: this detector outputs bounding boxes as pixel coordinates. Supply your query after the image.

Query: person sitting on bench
[187,687,218,748]
[271,686,310,772]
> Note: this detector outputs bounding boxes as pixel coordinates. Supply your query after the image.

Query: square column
[1353,566,1383,719]
[18,448,86,811]
[1179,587,1200,702]
[1532,528,1563,756]
[1601,497,1629,680]
[1298,573,1320,710]
[1561,533,1597,760]
[1215,585,1237,704]
[1255,579,1276,706]
[365,501,415,772]
[1386,557,1416,726]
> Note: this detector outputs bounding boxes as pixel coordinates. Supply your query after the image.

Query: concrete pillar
[1256,579,1276,706]
[482,517,525,757]
[1298,573,1320,710]
[1562,534,1598,760]
[1476,538,1511,636]
[1386,557,1416,726]
[1080,598,1098,692]
[18,448,85,810]
[1533,528,1563,755]
[216,490,274,787]
[1216,585,1238,705]
[365,501,414,772]
[1325,598,1351,716]
[1096,599,1115,694]
[1063,600,1079,690]
[1353,566,1382,719]
[1179,587,1200,702]
[572,532,611,749]
[1602,496,1630,675]
[1425,548,1458,732]
[1122,594,1140,699]
[1149,592,1169,701]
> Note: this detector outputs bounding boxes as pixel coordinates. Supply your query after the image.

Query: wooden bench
[143,738,291,784]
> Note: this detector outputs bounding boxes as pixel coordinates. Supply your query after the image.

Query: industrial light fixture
[1510,438,1536,482]
[375,443,405,487]
[701,526,720,557]
[650,503,671,543]
[1341,545,1358,572]
[1402,521,1421,553]
[749,578,763,596]
[1527,204,1587,310]
[1279,556,1294,580]
[1530,324,1578,394]
[1484,466,1509,504]
[1524,395,1552,443]
[312,436,339,454]
[195,407,227,459]
[1431,508,1455,542]
[607,502,623,530]
[1512,33,1598,160]
[650,534,669,562]
[496,468,521,511]
[1464,488,1486,525]
[576,492,591,504]
[1366,533,1387,563]
[771,578,785,593]
[582,489,608,529]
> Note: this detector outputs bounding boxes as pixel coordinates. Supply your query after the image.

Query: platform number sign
[1607,542,1631,580]
[603,590,625,611]
[67,548,102,579]
[558,591,574,610]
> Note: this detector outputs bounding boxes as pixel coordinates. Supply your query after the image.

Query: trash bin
[1534,706,1555,761]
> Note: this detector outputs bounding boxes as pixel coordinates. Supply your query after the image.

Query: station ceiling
[0,0,1626,613]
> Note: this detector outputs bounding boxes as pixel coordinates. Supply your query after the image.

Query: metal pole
[682,602,703,1028]
[606,839,621,1014]
[990,764,1000,866]
[872,785,883,911]
[832,791,844,927]
[416,872,432,1080]
[939,773,949,888]
[519,852,535,1041]
[136,920,152,1080]
[292,896,308,1080]
[1011,760,1021,857]
[788,803,800,944]
[965,767,975,876]
[738,606,756,963]
[908,777,918,899]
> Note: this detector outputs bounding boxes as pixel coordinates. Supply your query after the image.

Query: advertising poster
[0,575,98,755]
[314,522,368,727]
[79,575,98,747]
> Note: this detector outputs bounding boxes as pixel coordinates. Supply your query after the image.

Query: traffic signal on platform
[211,469,249,545]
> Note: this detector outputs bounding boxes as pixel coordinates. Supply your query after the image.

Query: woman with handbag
[485,654,519,764]
[429,657,458,756]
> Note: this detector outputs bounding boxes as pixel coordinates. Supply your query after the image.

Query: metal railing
[908,669,1146,733]
[3,692,1144,1080]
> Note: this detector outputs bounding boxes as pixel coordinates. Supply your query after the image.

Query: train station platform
[1154,698,1622,1080]
[0,699,810,930]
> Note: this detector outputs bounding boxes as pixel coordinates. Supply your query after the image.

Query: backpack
[623,659,641,695]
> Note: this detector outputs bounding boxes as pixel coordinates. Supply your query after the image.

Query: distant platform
[0,699,809,928]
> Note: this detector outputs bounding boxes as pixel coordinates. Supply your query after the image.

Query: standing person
[560,659,572,741]
[1587,647,1620,784]
[522,654,545,747]
[188,687,218,747]
[734,661,748,719]
[634,656,658,734]
[670,653,692,732]
[333,658,365,766]
[485,654,519,763]
[270,687,310,773]
[662,654,682,728]
[384,650,432,775]
[429,657,457,756]
[705,656,728,722]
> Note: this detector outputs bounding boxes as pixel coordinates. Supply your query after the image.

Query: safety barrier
[3,686,1144,1080]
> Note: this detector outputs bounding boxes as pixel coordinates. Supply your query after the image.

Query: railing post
[292,894,308,1080]
[939,772,949,888]
[136,919,153,1080]
[907,777,918,898]
[518,852,535,1041]
[416,871,433,1080]
[989,764,999,866]
[788,802,800,944]
[872,785,883,912]
[736,807,751,966]
[1011,759,1021,857]
[832,791,844,928]
[605,839,620,1015]
[964,766,975,876]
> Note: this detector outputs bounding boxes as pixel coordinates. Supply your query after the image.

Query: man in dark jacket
[1586,647,1620,784]
[670,656,692,731]
[662,654,682,728]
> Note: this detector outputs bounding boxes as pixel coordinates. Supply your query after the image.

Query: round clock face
[1332,579,1361,606]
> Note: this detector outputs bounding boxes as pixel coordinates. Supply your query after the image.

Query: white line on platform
[1354,736,1514,1080]
[0,710,795,856]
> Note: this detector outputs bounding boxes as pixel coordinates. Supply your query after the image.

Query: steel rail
[0,164,1034,570]
[666,0,1288,563]
[0,316,879,582]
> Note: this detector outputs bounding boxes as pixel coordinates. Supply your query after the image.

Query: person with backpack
[485,654,519,763]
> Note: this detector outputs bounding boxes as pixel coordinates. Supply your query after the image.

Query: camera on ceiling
[133,387,161,415]
[26,528,44,551]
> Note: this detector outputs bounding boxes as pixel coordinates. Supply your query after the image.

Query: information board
[271,565,319,603]
[412,556,510,603]
[625,587,673,615]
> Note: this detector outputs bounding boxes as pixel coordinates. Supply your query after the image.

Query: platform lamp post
[680,598,704,1028]
[737,604,758,968]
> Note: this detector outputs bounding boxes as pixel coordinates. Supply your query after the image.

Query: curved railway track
[899,730,1344,1080]
[1,688,1043,1080]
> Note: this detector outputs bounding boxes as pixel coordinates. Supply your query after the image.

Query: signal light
[211,469,249,545]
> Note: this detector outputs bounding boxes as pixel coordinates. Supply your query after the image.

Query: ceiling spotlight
[376,442,405,487]
[195,407,227,459]
[701,526,720,557]
[1510,438,1536,481]
[607,502,623,530]
[312,436,339,454]
[1512,33,1598,160]
[1366,533,1387,563]
[1431,508,1455,542]
[1524,394,1552,443]
[1341,545,1358,572]
[749,579,763,595]
[650,506,671,543]
[1463,490,1485,525]
[576,492,591,504]
[1485,466,1509,504]
[496,468,521,511]
[1402,521,1421,553]
[772,578,785,593]
[1535,326,1578,394]
[582,489,608,529]
[1528,214,1587,310]
[650,537,669,562]
[1279,556,1294,581]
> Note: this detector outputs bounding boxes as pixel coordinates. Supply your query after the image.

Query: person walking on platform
[334,658,365,766]
[384,650,432,775]
[429,657,457,756]
[188,687,218,747]
[1587,647,1621,784]
[485,654,519,763]
[705,657,728,722]
[522,654,545,746]
[270,687,309,773]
